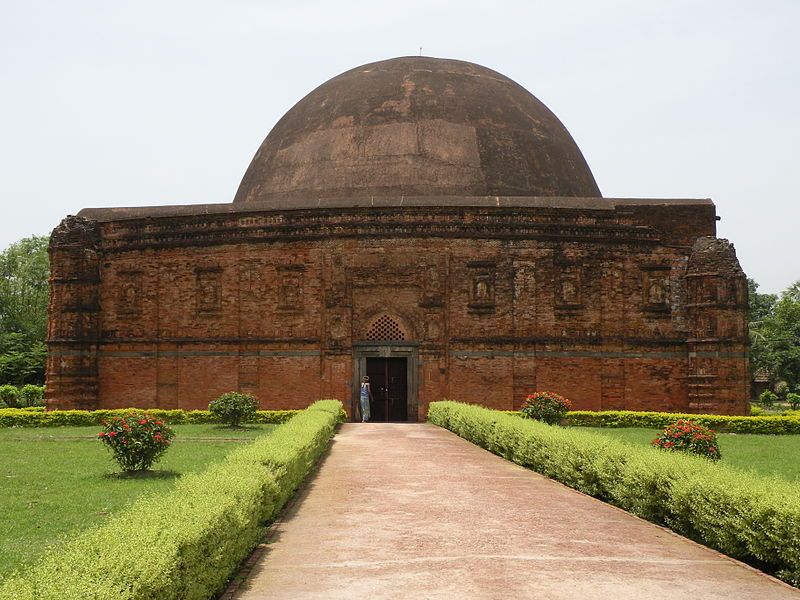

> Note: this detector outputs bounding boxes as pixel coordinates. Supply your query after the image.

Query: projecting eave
[76,196,715,222]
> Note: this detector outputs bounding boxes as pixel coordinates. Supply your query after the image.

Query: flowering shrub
[209,392,259,427]
[98,412,175,472]
[651,419,721,461]
[520,392,572,425]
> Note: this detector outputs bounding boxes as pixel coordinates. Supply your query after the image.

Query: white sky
[1,0,797,293]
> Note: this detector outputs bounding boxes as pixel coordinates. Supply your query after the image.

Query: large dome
[234,57,601,203]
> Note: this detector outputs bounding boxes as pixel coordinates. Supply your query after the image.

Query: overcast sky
[1,0,797,293]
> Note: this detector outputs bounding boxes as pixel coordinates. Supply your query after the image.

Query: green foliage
[584,426,800,483]
[564,409,800,434]
[0,407,299,428]
[0,334,46,386]
[750,404,764,416]
[520,391,571,424]
[428,401,800,586]
[651,419,721,461]
[0,236,49,386]
[749,279,800,392]
[0,424,268,576]
[0,385,19,408]
[759,389,778,407]
[748,278,778,324]
[208,392,259,427]
[18,385,44,407]
[787,393,800,410]
[0,400,342,600]
[0,236,49,340]
[98,413,175,473]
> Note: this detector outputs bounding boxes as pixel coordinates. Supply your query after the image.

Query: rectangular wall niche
[277,264,306,312]
[556,265,583,310]
[642,265,671,315]
[117,271,143,317]
[467,260,495,313]
[196,268,222,314]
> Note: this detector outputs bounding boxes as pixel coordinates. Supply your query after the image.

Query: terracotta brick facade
[46,197,750,418]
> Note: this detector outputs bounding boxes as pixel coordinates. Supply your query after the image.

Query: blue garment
[359,383,371,421]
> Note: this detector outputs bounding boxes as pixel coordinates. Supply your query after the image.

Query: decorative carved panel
[641,266,670,315]
[239,262,263,298]
[117,271,143,317]
[277,264,305,312]
[467,260,495,313]
[419,260,445,307]
[423,313,443,341]
[696,314,717,338]
[556,265,582,309]
[324,254,347,307]
[327,312,350,347]
[196,268,222,314]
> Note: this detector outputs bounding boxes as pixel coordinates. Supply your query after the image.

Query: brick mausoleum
[46,56,749,419]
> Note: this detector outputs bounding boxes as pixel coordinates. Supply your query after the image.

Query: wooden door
[366,357,408,422]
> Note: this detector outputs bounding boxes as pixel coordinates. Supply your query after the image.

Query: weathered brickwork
[46,56,750,418]
[46,198,749,418]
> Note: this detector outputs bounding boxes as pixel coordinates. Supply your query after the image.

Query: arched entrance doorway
[352,314,418,422]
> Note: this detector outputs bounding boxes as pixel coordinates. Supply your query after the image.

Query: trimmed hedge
[430,401,800,586]
[0,408,299,428]
[0,399,343,600]
[563,410,800,434]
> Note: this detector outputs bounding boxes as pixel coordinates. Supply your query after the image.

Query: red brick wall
[46,200,749,416]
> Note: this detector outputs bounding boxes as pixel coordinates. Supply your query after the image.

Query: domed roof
[233,57,601,203]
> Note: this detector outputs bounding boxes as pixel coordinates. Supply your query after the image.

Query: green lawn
[0,424,274,579]
[585,427,800,482]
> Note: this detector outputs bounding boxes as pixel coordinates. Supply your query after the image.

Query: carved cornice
[95,207,665,252]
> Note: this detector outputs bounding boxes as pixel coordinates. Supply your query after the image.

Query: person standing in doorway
[360,376,372,422]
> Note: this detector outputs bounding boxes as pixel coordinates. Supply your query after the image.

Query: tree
[768,282,800,389]
[748,278,778,383]
[0,236,49,385]
[0,236,50,341]
[747,278,777,325]
[749,278,800,391]
[0,333,46,385]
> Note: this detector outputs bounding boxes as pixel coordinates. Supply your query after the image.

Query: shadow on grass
[103,469,182,480]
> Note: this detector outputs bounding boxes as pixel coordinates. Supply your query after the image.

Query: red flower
[108,431,117,437]
[98,432,105,437]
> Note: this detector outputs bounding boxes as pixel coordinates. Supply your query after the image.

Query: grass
[0,424,274,580]
[586,427,800,482]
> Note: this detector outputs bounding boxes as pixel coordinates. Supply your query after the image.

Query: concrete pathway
[232,423,800,599]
